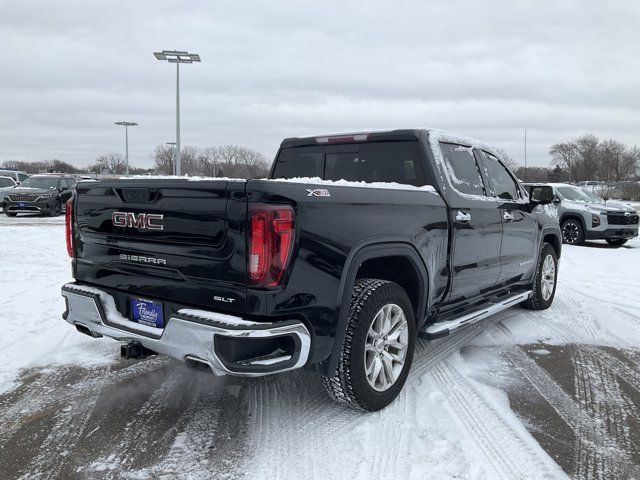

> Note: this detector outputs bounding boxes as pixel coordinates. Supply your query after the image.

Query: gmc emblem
[112,211,164,230]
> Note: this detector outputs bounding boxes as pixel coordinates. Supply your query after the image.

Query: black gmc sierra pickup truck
[61,129,560,411]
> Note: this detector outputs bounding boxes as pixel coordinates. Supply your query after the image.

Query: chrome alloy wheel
[364,303,409,392]
[541,254,556,301]
[562,221,580,244]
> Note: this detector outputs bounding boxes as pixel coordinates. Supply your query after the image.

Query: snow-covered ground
[0,214,639,479]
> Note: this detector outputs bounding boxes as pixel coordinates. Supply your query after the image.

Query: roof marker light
[316,134,368,144]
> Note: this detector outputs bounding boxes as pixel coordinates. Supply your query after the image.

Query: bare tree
[2,159,80,174]
[197,147,222,177]
[550,134,639,183]
[180,146,200,176]
[550,141,579,181]
[494,148,519,172]
[152,145,175,175]
[89,153,126,174]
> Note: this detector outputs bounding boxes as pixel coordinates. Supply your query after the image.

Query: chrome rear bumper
[61,282,311,377]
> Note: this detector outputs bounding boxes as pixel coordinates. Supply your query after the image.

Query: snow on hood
[603,200,637,212]
[585,202,636,214]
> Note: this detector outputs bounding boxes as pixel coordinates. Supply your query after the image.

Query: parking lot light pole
[153,50,201,176]
[165,142,177,176]
[114,121,138,176]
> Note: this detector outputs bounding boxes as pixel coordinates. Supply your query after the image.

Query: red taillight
[65,199,74,258]
[248,204,295,288]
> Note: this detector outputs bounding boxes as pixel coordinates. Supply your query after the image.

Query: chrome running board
[422,290,532,339]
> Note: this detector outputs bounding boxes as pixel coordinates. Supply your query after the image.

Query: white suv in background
[526,183,639,246]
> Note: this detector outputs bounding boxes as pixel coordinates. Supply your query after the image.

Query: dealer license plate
[130,297,164,328]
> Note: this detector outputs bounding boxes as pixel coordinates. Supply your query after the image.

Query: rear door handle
[455,210,471,222]
[503,211,515,221]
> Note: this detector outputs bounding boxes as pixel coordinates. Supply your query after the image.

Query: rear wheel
[523,243,558,310]
[5,212,17,217]
[322,279,416,411]
[606,238,628,247]
[561,218,584,245]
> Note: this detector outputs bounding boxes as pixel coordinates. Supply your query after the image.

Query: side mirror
[529,185,554,205]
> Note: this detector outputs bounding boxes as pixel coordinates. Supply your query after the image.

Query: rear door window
[272,141,426,186]
[439,143,485,196]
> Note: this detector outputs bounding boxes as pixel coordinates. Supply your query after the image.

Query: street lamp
[165,142,177,176]
[114,121,138,176]
[154,50,201,176]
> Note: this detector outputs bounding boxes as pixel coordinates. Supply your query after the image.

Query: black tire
[561,218,584,245]
[5,212,17,217]
[49,199,62,217]
[606,238,628,247]
[523,243,558,311]
[322,279,416,411]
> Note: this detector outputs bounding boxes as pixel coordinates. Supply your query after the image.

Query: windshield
[556,185,592,203]
[19,177,60,189]
[0,177,15,188]
[582,190,605,204]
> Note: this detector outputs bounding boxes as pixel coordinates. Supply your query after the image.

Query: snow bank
[0,217,116,394]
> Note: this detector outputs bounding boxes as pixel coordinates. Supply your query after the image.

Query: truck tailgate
[72,179,248,314]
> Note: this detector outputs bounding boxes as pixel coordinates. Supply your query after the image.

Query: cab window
[480,151,520,200]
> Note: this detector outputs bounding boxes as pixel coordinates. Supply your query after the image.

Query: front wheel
[49,199,61,217]
[523,243,558,311]
[5,212,17,217]
[606,238,628,247]
[561,218,584,245]
[322,279,416,411]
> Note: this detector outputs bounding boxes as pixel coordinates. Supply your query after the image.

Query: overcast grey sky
[1,0,639,168]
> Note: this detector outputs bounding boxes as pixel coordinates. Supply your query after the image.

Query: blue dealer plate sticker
[18,202,28,207]
[131,297,164,328]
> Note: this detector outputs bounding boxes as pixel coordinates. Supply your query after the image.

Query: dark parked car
[61,129,560,410]
[3,174,77,217]
[0,176,18,208]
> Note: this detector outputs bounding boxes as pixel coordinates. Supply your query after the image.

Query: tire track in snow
[571,346,638,480]
[412,308,518,377]
[243,307,539,480]
[0,357,169,447]
[492,324,634,480]
[245,373,353,479]
[430,361,565,480]
[80,370,187,477]
[526,314,640,393]
[143,378,249,480]
[519,297,599,343]
[16,393,101,480]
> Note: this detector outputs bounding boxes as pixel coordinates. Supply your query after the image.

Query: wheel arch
[541,227,562,259]
[325,241,429,375]
[560,213,586,233]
